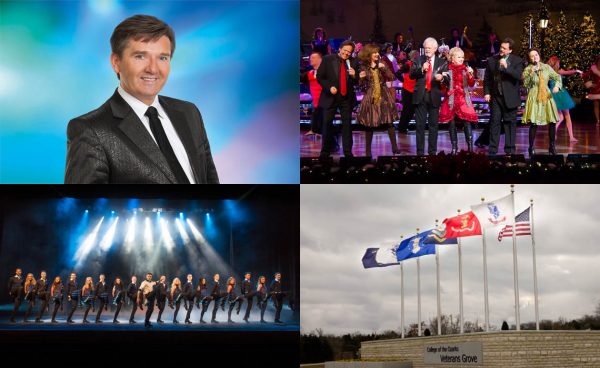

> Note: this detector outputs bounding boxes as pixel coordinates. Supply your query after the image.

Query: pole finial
[530,199,533,204]
[457,209,461,214]
[481,197,485,202]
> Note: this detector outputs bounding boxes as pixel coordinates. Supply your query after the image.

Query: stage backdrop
[0,0,299,183]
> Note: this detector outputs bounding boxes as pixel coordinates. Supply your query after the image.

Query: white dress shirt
[117,86,196,183]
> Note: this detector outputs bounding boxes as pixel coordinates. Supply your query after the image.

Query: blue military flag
[362,246,400,269]
[362,229,457,269]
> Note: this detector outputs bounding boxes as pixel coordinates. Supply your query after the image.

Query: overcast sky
[301,185,600,335]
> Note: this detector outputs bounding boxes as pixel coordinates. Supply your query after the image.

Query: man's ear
[110,53,121,80]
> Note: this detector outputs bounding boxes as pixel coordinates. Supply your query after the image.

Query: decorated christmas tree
[519,14,540,60]
[569,12,600,98]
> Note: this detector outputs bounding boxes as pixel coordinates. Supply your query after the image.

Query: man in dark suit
[210,273,223,323]
[34,271,49,323]
[409,37,448,155]
[155,275,168,323]
[8,268,23,323]
[317,40,359,159]
[269,272,283,323]
[483,38,524,155]
[240,272,254,322]
[126,275,138,324]
[95,274,108,323]
[65,14,218,184]
[182,274,194,324]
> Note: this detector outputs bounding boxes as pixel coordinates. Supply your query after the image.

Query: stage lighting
[99,217,119,251]
[186,218,238,280]
[85,209,89,213]
[175,218,190,243]
[144,216,153,251]
[160,217,175,251]
[73,217,105,268]
[124,216,136,253]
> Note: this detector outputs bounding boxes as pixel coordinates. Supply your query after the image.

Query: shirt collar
[117,85,165,119]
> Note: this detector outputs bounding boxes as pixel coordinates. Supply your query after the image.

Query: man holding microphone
[483,38,524,155]
[317,40,358,159]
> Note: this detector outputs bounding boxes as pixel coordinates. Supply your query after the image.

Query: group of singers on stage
[305,29,599,158]
[7,268,291,327]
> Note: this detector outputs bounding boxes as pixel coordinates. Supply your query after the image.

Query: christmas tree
[571,12,600,98]
[519,14,540,60]
[369,0,386,44]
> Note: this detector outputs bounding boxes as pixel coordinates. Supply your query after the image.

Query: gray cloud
[301,185,600,335]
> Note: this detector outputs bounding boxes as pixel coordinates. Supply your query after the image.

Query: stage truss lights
[99,216,119,251]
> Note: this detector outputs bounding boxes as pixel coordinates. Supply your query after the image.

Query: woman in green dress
[522,48,561,155]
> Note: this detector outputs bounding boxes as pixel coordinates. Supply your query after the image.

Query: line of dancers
[312,37,590,158]
[7,268,294,327]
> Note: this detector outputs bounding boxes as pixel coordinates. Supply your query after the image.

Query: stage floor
[300,122,600,158]
[0,303,298,331]
[0,303,299,361]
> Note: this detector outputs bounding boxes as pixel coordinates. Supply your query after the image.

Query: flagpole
[530,199,540,331]
[416,228,421,337]
[435,220,441,336]
[400,235,405,339]
[456,210,464,334]
[481,197,490,332]
[511,184,521,330]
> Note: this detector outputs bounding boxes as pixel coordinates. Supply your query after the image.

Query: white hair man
[409,37,448,155]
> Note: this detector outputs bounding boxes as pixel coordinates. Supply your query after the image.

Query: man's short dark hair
[339,40,356,52]
[502,38,515,50]
[310,51,322,58]
[110,14,176,58]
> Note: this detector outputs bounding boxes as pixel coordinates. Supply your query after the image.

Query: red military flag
[442,211,482,238]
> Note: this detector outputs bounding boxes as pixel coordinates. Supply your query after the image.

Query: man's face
[276,274,281,281]
[70,273,76,281]
[423,42,437,57]
[245,274,251,280]
[132,276,137,283]
[41,272,46,279]
[161,276,166,283]
[16,269,22,276]
[214,274,220,282]
[499,43,512,57]
[338,45,353,60]
[146,274,152,281]
[111,35,172,105]
[187,275,192,282]
[309,53,322,69]
[100,275,105,282]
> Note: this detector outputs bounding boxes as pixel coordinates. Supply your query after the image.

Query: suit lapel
[109,90,177,183]
[159,96,202,183]
[332,55,340,82]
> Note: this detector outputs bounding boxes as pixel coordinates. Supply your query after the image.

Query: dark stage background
[0,185,299,360]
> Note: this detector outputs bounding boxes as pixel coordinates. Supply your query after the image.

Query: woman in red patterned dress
[439,47,478,154]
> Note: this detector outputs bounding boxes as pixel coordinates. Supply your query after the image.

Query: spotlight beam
[99,217,119,251]
[160,218,175,252]
[73,217,105,268]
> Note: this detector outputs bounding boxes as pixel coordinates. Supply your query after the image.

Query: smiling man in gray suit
[65,15,219,184]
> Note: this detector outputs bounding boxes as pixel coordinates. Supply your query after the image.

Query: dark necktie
[144,106,190,184]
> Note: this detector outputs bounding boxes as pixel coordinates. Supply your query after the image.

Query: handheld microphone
[346,59,351,71]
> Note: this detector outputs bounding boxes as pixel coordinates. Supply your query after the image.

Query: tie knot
[145,106,158,119]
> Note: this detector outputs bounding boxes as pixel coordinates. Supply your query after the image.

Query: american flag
[497,207,531,241]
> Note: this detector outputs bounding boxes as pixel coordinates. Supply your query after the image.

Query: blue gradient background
[0,0,299,183]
